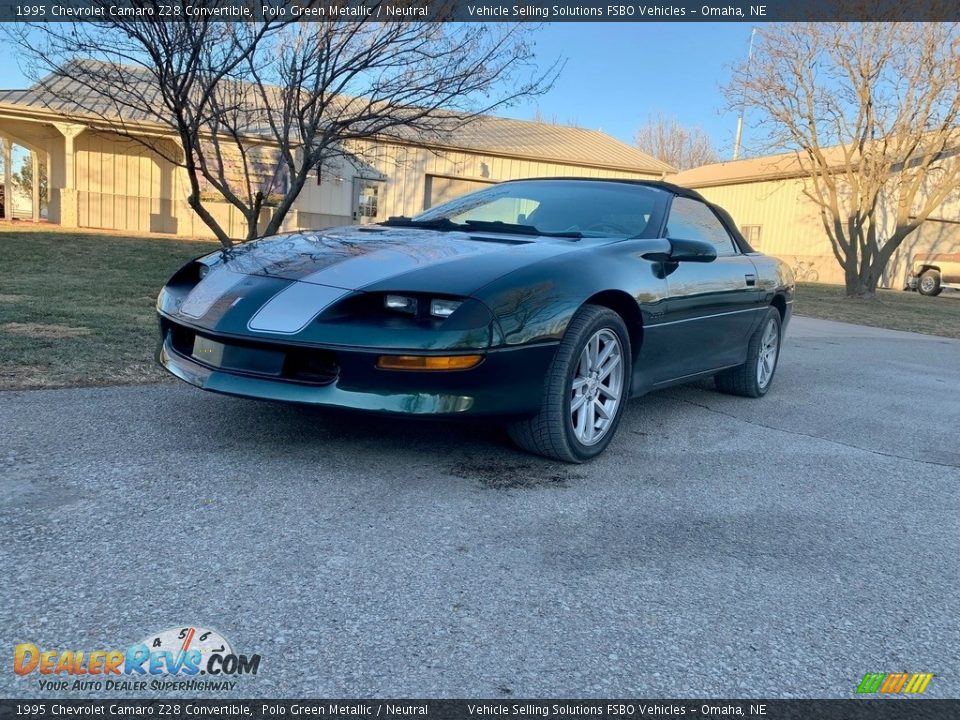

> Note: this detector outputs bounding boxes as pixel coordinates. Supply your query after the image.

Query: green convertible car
[157,178,794,462]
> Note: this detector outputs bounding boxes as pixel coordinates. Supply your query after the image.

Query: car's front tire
[918,269,942,296]
[507,305,631,463]
[715,306,782,398]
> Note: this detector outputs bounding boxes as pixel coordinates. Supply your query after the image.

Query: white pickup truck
[906,253,960,296]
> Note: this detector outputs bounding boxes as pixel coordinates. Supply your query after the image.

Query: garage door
[423,175,494,210]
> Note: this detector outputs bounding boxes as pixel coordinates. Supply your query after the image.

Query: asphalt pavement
[2,316,958,698]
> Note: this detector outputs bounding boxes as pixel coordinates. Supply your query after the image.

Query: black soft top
[505,176,706,200]
[502,177,756,253]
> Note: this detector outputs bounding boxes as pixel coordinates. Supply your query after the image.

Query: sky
[0,22,757,162]
[499,23,757,157]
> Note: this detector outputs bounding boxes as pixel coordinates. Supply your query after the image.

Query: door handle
[745,273,757,287]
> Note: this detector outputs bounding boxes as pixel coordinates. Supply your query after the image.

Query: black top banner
[2,700,960,720]
[0,0,958,22]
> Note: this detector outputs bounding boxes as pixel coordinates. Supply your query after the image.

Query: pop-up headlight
[384,294,418,314]
[430,299,462,318]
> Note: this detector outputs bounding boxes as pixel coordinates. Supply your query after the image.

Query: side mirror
[666,238,717,263]
[641,238,717,263]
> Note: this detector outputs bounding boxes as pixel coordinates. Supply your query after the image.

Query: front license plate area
[192,336,285,376]
[192,336,225,367]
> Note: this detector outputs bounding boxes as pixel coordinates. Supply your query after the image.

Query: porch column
[31,150,40,222]
[2,137,11,220]
[52,122,85,228]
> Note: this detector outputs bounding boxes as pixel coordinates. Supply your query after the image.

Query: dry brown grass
[1,322,92,339]
[1,226,219,390]
[0,364,53,390]
[794,283,960,339]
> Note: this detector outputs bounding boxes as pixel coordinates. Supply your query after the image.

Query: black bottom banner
[2,700,959,720]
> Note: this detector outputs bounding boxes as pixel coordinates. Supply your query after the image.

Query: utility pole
[732,27,757,161]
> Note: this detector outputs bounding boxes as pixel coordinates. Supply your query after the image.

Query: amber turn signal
[376,354,483,371]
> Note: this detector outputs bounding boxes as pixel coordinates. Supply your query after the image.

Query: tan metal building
[671,152,960,287]
[0,77,673,239]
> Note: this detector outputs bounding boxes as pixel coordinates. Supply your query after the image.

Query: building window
[741,225,761,246]
[353,178,384,221]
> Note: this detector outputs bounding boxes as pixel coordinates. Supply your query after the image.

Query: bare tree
[634,114,718,171]
[532,107,559,125]
[728,22,960,297]
[7,5,555,248]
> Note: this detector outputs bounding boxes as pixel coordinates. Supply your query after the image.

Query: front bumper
[157,320,557,418]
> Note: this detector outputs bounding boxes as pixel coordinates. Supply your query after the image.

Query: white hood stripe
[247,246,469,335]
[299,248,425,288]
[180,268,246,319]
[186,242,487,333]
[248,283,350,334]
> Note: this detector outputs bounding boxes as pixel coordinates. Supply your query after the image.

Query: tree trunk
[845,278,876,297]
[187,193,233,249]
[842,241,866,296]
[846,262,881,297]
[261,169,308,239]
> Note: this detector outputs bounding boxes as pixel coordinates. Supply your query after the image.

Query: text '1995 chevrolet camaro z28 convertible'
[157,179,794,462]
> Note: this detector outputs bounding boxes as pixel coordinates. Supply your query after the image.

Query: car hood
[206,226,588,296]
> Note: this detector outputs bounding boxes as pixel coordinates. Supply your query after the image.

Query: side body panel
[640,256,766,385]
[474,240,795,401]
[474,238,671,347]
[748,253,796,332]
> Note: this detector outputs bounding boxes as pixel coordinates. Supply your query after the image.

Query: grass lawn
[0,224,218,389]
[793,282,960,339]
[1,224,957,390]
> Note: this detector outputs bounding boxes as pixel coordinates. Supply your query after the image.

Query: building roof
[671,136,960,188]
[0,62,674,175]
[0,65,168,124]
[389,115,675,174]
[669,147,850,188]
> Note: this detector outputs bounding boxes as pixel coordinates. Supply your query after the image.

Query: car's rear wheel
[507,305,631,463]
[918,270,942,296]
[715,306,781,398]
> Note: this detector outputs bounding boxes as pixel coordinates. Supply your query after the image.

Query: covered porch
[0,108,82,226]
[0,101,267,238]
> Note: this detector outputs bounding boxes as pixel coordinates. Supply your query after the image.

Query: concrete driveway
[2,316,958,698]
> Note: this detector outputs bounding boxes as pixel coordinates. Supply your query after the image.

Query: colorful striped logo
[856,672,933,694]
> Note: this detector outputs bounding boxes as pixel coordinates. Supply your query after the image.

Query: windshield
[410,180,669,239]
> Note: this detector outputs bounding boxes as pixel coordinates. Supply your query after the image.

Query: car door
[649,196,763,384]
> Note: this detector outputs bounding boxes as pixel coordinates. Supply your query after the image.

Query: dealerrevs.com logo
[14,626,262,692]
[856,672,934,695]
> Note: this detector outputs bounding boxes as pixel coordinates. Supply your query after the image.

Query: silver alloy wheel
[756,318,779,389]
[920,275,936,293]
[570,328,624,446]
